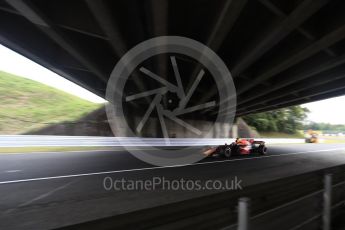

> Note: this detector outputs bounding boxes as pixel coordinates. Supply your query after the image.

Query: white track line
[4,181,74,214]
[4,170,22,173]
[0,148,344,185]
[0,148,175,155]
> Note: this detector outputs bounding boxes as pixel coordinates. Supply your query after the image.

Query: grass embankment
[0,71,103,134]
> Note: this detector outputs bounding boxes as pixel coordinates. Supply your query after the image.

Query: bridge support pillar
[231,124,238,138]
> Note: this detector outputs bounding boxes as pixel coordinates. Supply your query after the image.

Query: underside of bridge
[1,0,345,118]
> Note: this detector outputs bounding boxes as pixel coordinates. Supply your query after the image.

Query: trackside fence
[63,165,345,230]
[227,174,345,230]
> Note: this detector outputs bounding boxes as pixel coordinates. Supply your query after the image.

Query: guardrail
[63,164,345,230]
[0,135,304,147]
[228,173,345,230]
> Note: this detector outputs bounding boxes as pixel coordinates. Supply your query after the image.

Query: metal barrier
[62,165,345,230]
[0,135,304,147]
[233,174,345,230]
[238,198,250,230]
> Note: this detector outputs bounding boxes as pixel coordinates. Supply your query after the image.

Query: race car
[203,138,267,158]
[305,130,319,143]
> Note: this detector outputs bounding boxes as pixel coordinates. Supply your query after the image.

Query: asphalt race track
[1,143,345,229]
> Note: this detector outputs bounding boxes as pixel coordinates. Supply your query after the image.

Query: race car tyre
[224,147,232,158]
[258,145,267,155]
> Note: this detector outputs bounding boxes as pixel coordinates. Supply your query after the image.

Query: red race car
[204,138,267,158]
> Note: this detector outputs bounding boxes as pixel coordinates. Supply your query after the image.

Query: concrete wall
[28,106,259,138]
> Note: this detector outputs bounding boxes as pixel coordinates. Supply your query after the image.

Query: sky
[302,96,345,124]
[0,44,105,103]
[0,44,344,124]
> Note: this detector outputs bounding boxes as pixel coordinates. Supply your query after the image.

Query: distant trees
[304,122,345,132]
[241,106,309,134]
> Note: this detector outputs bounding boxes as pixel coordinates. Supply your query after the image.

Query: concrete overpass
[1,0,345,119]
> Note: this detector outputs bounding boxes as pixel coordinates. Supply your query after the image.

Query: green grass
[259,132,305,138]
[322,139,345,144]
[0,71,103,134]
[0,146,115,154]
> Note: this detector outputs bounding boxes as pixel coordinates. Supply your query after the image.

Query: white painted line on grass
[0,148,344,185]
